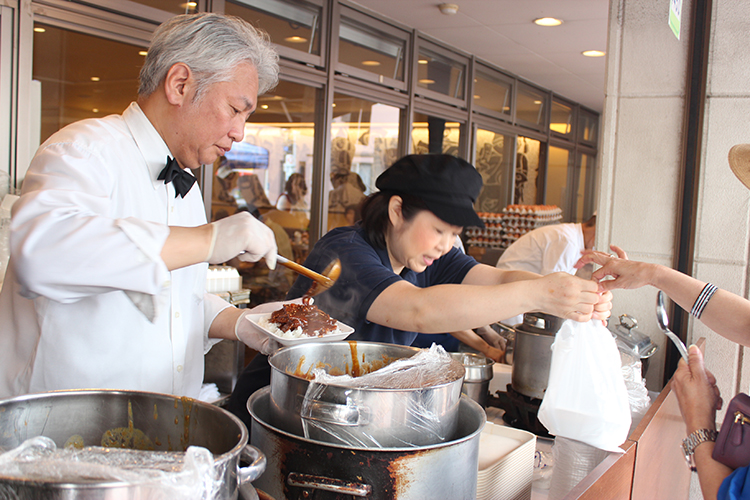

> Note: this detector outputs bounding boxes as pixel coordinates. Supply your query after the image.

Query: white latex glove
[476,325,507,350]
[207,212,277,268]
[235,310,281,355]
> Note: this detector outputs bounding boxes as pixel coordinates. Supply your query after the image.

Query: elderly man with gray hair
[0,13,279,399]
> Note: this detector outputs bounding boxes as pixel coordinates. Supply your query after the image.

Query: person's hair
[583,214,596,228]
[360,191,428,249]
[138,13,279,101]
[284,173,307,203]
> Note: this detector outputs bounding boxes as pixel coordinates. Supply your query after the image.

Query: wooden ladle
[277,255,341,296]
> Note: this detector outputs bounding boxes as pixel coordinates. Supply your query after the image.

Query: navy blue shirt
[286,225,479,346]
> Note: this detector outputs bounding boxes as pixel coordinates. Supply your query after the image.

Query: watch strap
[682,428,718,471]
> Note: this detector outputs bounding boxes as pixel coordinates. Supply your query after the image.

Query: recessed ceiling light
[180,2,197,9]
[438,3,458,15]
[92,108,99,113]
[418,59,429,65]
[419,79,435,84]
[260,104,269,109]
[90,77,100,82]
[284,36,307,43]
[534,17,563,27]
[474,95,481,99]
[582,50,606,57]
[332,103,337,107]
[138,51,148,56]
[33,27,46,33]
[361,60,381,66]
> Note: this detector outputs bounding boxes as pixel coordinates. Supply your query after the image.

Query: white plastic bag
[537,320,631,453]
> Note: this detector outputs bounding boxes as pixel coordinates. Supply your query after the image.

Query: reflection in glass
[226,0,321,56]
[473,70,511,116]
[212,81,318,304]
[516,86,545,126]
[412,112,461,156]
[338,16,405,82]
[32,23,145,143]
[128,0,197,15]
[474,129,513,214]
[416,48,465,100]
[579,112,598,143]
[328,93,401,230]
[514,136,541,205]
[550,100,573,135]
[576,153,594,221]
[546,145,571,218]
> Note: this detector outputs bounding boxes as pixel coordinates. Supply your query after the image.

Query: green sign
[669,0,682,40]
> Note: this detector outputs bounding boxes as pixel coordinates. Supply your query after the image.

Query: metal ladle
[656,291,689,361]
[276,255,341,297]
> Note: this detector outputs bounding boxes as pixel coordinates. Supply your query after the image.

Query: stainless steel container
[449,352,494,408]
[268,341,465,447]
[511,312,563,399]
[248,387,485,500]
[0,389,265,499]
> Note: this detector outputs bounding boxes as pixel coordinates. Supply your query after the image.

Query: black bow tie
[158,156,196,198]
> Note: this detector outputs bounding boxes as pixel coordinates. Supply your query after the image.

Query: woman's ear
[387,195,404,227]
[163,62,193,106]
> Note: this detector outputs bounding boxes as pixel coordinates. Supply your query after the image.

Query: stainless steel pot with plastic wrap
[248,387,485,500]
[0,389,266,499]
[268,341,465,447]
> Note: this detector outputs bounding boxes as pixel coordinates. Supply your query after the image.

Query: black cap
[376,154,485,228]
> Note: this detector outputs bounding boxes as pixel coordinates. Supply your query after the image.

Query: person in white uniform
[0,13,281,400]
[496,214,596,325]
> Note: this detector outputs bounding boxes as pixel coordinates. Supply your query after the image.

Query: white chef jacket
[495,223,585,325]
[0,102,230,399]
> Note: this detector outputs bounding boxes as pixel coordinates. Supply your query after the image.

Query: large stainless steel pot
[512,312,564,399]
[268,341,464,447]
[248,387,484,500]
[0,390,266,499]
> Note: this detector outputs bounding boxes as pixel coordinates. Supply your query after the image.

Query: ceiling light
[419,79,435,85]
[92,108,99,113]
[33,27,46,33]
[138,51,148,56]
[284,36,307,43]
[180,2,197,9]
[534,17,563,27]
[474,95,481,99]
[418,59,429,65]
[361,60,381,66]
[261,104,269,109]
[582,50,606,57]
[438,3,458,15]
[90,77,100,82]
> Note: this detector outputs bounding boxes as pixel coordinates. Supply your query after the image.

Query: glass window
[515,84,546,127]
[411,112,461,156]
[416,47,465,101]
[338,14,406,84]
[211,80,318,304]
[225,0,322,57]
[473,68,512,118]
[546,145,572,219]
[328,93,401,231]
[33,23,146,143]
[474,128,514,214]
[550,99,573,137]
[578,110,598,144]
[576,152,596,221]
[514,136,542,205]
[128,0,197,15]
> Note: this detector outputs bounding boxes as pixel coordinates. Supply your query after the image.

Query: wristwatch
[681,428,718,471]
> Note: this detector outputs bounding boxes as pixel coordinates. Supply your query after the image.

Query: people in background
[228,153,612,427]
[0,13,280,400]
[276,172,308,213]
[496,214,596,325]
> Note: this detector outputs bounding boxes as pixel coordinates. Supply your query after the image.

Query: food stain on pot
[64,434,84,449]
[286,342,398,380]
[100,400,155,450]
[153,403,158,420]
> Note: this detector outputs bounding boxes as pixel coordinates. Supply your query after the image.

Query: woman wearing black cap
[227,154,611,426]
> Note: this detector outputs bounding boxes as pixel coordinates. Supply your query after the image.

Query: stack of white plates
[476,422,536,500]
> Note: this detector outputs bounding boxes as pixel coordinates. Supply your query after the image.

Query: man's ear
[163,62,192,106]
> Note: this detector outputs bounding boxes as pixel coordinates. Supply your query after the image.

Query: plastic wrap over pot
[299,344,465,448]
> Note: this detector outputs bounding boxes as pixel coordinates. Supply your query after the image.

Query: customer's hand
[207,212,277,268]
[672,344,723,434]
[576,244,658,292]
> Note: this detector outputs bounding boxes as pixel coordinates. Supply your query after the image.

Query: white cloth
[0,102,230,399]
[496,223,585,325]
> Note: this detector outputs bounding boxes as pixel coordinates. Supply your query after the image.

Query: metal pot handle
[238,444,267,484]
[302,400,370,426]
[288,472,372,497]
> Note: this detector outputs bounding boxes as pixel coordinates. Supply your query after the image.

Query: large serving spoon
[277,255,341,297]
[656,291,689,361]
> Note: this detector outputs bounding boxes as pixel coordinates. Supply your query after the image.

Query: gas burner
[487,384,551,438]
